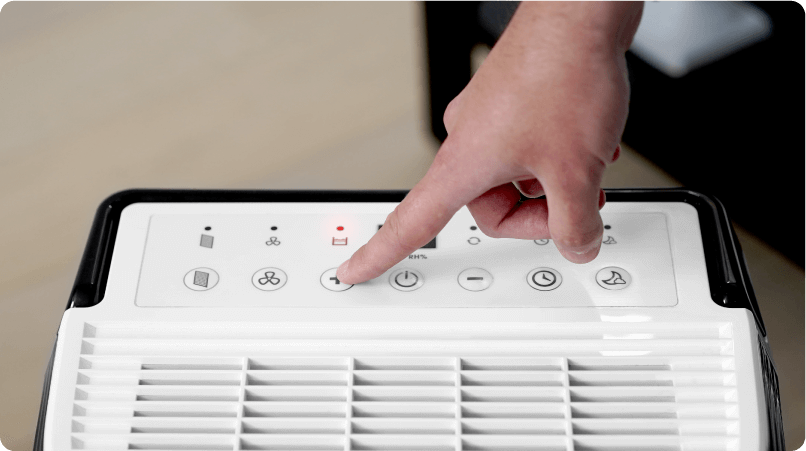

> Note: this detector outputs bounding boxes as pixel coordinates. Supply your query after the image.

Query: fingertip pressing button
[321,268,353,292]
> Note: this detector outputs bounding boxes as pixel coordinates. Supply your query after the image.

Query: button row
[184,267,631,292]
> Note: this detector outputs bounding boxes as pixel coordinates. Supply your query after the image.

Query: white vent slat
[69,322,738,450]
[244,387,349,402]
[75,386,241,402]
[461,436,569,450]
[241,419,348,434]
[72,433,235,450]
[81,338,734,357]
[570,403,739,419]
[460,403,565,419]
[73,418,238,434]
[73,401,240,417]
[572,435,739,450]
[82,322,730,339]
[243,403,349,418]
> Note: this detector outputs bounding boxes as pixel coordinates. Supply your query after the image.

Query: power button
[389,269,424,292]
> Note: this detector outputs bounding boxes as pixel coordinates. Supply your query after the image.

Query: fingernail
[570,239,599,255]
[561,235,602,263]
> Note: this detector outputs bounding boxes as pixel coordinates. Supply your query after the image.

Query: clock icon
[527,268,562,291]
[532,270,557,287]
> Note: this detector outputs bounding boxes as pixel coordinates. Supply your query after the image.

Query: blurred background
[0,2,802,449]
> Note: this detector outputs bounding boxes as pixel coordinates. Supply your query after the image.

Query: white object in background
[629,1,772,78]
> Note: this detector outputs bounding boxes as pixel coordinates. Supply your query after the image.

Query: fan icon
[258,271,281,285]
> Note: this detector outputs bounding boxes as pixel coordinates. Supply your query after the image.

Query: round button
[595,266,631,290]
[527,268,562,291]
[533,239,550,245]
[390,269,424,292]
[252,267,288,291]
[458,268,493,292]
[184,268,219,291]
[320,268,353,292]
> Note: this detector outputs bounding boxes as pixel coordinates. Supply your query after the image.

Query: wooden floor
[0,3,802,449]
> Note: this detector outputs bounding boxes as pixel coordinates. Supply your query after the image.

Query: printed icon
[603,236,617,245]
[527,267,562,291]
[200,234,214,248]
[252,267,288,291]
[458,268,493,291]
[394,270,419,288]
[532,270,557,287]
[601,271,626,286]
[389,268,424,291]
[468,237,481,245]
[265,237,281,246]
[332,237,348,245]
[184,267,219,291]
[321,268,353,291]
[533,239,549,245]
[595,266,631,290]
[258,271,282,286]
[193,271,210,287]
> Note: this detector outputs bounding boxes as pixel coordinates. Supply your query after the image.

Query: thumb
[540,156,606,263]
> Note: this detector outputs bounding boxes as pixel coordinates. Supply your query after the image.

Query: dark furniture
[423,1,804,266]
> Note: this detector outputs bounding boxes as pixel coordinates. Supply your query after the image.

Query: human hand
[337,1,643,285]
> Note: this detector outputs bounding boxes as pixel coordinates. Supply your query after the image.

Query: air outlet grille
[69,323,739,450]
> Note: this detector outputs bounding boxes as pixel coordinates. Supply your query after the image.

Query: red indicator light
[337,226,344,231]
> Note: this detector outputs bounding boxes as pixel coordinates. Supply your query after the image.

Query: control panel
[133,204,678,308]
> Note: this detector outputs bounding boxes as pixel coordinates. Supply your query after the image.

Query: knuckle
[442,96,461,132]
[476,220,503,239]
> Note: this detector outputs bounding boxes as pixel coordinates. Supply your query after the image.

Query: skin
[337,1,645,285]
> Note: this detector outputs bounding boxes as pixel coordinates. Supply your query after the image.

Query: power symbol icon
[394,271,419,288]
[390,269,424,291]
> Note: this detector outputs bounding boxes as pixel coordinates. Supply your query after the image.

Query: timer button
[527,268,562,291]
[389,269,424,292]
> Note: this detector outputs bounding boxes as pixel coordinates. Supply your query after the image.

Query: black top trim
[65,188,766,335]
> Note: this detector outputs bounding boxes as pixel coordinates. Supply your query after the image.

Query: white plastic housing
[43,201,769,451]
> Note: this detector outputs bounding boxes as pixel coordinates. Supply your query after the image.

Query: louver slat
[70,322,739,451]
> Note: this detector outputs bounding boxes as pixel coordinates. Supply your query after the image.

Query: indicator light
[337,226,344,231]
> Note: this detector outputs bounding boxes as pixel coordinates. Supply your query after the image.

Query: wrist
[507,1,644,56]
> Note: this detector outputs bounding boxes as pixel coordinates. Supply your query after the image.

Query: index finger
[336,145,494,285]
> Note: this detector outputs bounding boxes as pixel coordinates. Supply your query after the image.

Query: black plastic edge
[35,187,771,450]
[758,334,786,450]
[32,337,57,451]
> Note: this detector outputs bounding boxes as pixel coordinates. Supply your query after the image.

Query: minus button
[458,268,493,292]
